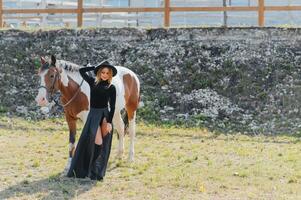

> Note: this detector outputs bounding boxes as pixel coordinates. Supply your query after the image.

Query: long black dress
[67,66,116,180]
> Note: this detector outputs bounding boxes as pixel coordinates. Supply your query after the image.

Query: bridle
[38,66,84,108]
[38,67,60,104]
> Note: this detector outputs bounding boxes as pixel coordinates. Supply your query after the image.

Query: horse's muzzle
[36,96,49,107]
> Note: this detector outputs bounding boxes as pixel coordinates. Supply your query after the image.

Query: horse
[35,55,140,172]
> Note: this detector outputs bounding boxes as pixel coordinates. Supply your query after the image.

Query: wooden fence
[0,0,301,28]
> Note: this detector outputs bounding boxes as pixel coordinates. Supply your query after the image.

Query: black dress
[67,66,116,180]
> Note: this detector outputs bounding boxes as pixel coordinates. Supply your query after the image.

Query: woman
[67,60,117,181]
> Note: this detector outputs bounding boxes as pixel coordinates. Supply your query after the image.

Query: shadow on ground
[0,173,96,200]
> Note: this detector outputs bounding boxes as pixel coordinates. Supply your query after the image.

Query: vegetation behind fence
[1,0,301,28]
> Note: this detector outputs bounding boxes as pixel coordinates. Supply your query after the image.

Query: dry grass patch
[0,116,301,199]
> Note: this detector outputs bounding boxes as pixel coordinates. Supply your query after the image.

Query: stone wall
[1,27,301,134]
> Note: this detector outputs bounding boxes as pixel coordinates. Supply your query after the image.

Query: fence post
[258,0,264,27]
[164,0,170,27]
[0,0,3,28]
[223,0,227,27]
[77,0,83,27]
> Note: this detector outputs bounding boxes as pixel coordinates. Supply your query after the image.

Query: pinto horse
[35,55,140,172]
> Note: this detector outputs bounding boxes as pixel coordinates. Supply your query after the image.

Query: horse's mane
[56,59,89,86]
[57,60,82,73]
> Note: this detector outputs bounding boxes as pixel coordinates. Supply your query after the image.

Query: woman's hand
[107,123,112,133]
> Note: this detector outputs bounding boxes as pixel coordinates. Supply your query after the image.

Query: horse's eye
[50,75,54,78]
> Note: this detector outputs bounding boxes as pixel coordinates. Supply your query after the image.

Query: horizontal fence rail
[0,0,301,28]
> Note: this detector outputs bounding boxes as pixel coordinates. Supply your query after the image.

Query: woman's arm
[79,66,95,86]
[107,85,116,123]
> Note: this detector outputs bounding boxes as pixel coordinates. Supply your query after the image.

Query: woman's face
[99,67,110,81]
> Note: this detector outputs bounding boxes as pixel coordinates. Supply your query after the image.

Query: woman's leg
[101,118,109,138]
[95,125,103,145]
[92,126,103,164]
[95,117,110,145]
[94,117,108,159]
[99,117,113,178]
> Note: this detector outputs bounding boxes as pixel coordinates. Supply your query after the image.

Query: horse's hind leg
[128,111,136,162]
[113,110,125,159]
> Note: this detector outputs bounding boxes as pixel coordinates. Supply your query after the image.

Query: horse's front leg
[64,114,77,174]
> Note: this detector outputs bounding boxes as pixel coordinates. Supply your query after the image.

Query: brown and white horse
[35,55,140,172]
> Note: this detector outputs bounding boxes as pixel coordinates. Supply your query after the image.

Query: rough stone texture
[1,27,301,134]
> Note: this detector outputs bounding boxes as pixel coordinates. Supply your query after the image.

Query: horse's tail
[123,110,129,135]
[119,109,129,138]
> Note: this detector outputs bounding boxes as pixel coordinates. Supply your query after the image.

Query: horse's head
[35,55,62,107]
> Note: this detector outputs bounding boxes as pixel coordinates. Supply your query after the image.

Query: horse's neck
[58,67,85,96]
[59,70,70,88]
[57,71,73,98]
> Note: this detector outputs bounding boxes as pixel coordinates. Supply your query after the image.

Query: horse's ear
[40,56,46,65]
[51,55,56,66]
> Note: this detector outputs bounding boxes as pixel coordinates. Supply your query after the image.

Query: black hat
[94,61,117,77]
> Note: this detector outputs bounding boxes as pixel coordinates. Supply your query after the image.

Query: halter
[38,67,84,108]
[38,69,60,104]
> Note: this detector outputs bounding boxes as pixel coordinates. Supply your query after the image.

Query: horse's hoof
[128,152,134,162]
[60,172,66,178]
[62,167,69,176]
[117,151,123,159]
[62,158,72,176]
[116,155,122,160]
[128,157,134,162]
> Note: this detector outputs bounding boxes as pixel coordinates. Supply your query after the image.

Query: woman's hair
[95,67,113,85]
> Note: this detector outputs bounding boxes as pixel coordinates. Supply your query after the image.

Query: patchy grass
[0,116,301,199]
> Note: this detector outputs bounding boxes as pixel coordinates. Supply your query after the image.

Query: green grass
[0,116,301,199]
